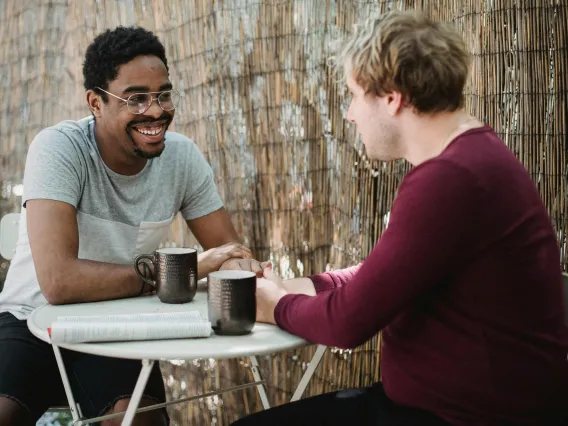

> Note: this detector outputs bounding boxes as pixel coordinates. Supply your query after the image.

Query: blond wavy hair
[332,11,471,114]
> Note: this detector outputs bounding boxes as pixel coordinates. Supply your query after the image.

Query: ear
[384,91,403,116]
[86,89,103,118]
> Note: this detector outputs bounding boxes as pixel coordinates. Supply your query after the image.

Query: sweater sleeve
[274,160,482,349]
[308,264,363,293]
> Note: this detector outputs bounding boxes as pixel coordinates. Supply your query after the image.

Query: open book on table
[49,311,212,344]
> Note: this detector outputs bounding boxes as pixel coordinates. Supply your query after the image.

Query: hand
[198,242,253,279]
[256,268,288,325]
[140,281,156,296]
[220,259,272,277]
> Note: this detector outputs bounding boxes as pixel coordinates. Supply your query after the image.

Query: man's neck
[400,110,484,166]
[93,121,147,176]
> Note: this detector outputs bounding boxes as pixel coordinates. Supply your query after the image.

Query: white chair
[0,212,20,260]
[1,212,71,415]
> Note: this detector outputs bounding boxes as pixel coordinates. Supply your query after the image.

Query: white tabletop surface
[27,286,309,361]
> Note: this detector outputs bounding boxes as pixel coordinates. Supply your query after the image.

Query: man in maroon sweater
[232,10,568,426]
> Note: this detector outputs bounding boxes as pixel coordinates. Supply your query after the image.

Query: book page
[50,311,211,344]
[56,311,204,324]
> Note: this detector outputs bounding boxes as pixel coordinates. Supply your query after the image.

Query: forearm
[274,288,380,349]
[39,258,143,305]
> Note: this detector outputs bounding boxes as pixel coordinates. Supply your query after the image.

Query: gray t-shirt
[0,116,223,318]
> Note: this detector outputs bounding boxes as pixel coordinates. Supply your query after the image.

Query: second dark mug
[134,247,198,304]
[207,270,257,335]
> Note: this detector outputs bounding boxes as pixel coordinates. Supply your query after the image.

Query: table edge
[27,303,313,360]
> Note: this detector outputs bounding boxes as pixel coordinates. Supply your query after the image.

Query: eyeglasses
[95,87,181,115]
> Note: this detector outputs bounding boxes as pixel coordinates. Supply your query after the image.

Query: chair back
[0,213,20,260]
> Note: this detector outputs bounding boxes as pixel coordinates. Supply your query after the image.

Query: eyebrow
[122,82,173,94]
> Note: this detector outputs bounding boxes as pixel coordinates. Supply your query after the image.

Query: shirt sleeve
[309,264,363,293]
[22,129,84,208]
[179,143,224,220]
[274,160,483,349]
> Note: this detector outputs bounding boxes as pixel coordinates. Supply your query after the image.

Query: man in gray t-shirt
[0,27,263,426]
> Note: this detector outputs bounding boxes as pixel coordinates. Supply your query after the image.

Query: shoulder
[162,131,210,165]
[403,158,481,191]
[163,131,198,151]
[30,117,92,155]
[394,158,485,219]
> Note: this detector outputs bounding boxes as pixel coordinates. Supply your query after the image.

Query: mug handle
[134,254,156,287]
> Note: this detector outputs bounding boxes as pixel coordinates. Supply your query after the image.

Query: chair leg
[120,359,155,426]
[290,345,327,401]
[248,356,271,409]
[52,344,83,422]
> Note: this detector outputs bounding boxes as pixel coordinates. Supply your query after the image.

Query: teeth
[135,126,162,136]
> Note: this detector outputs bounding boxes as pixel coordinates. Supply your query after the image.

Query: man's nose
[145,98,163,118]
[346,102,356,124]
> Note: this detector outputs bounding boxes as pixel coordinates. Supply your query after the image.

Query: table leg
[51,344,82,423]
[248,356,271,409]
[290,345,326,402]
[121,359,155,426]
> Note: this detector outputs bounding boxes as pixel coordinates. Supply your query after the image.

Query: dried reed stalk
[0,0,566,424]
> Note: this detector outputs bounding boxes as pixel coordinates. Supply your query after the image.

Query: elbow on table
[39,274,70,305]
[42,285,67,305]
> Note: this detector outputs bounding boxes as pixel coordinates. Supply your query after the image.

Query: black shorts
[0,312,169,423]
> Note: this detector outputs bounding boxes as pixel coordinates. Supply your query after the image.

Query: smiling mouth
[135,126,163,136]
[132,123,165,136]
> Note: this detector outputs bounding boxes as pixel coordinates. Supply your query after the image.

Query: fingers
[246,259,264,277]
[263,267,279,283]
[219,258,261,274]
[221,258,264,276]
[256,277,271,288]
[224,243,252,260]
[219,259,240,270]
[225,248,250,261]
[260,261,272,270]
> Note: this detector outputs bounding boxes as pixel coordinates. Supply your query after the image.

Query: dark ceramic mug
[207,270,256,335]
[134,247,198,304]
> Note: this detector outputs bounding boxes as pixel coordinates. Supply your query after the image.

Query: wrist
[140,281,154,295]
[197,258,213,280]
[219,258,236,269]
[271,289,288,322]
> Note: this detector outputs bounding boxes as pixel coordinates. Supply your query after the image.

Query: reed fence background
[1,0,566,424]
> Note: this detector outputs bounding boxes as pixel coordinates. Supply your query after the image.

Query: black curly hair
[82,26,169,101]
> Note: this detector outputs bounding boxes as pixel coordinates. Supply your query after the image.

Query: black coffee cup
[134,248,198,304]
[207,270,256,335]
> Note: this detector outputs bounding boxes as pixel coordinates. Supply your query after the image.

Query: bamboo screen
[0,1,566,424]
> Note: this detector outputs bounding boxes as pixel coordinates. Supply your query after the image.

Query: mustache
[127,113,173,128]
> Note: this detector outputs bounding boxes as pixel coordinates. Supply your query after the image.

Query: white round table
[28,287,308,360]
[27,287,326,426]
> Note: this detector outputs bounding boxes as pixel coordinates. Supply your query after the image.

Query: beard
[126,113,173,159]
[133,143,165,159]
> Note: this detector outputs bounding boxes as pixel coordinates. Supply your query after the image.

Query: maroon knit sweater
[275,127,568,425]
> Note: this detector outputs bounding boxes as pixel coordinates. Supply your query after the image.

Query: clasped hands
[198,242,268,279]
[199,242,287,325]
